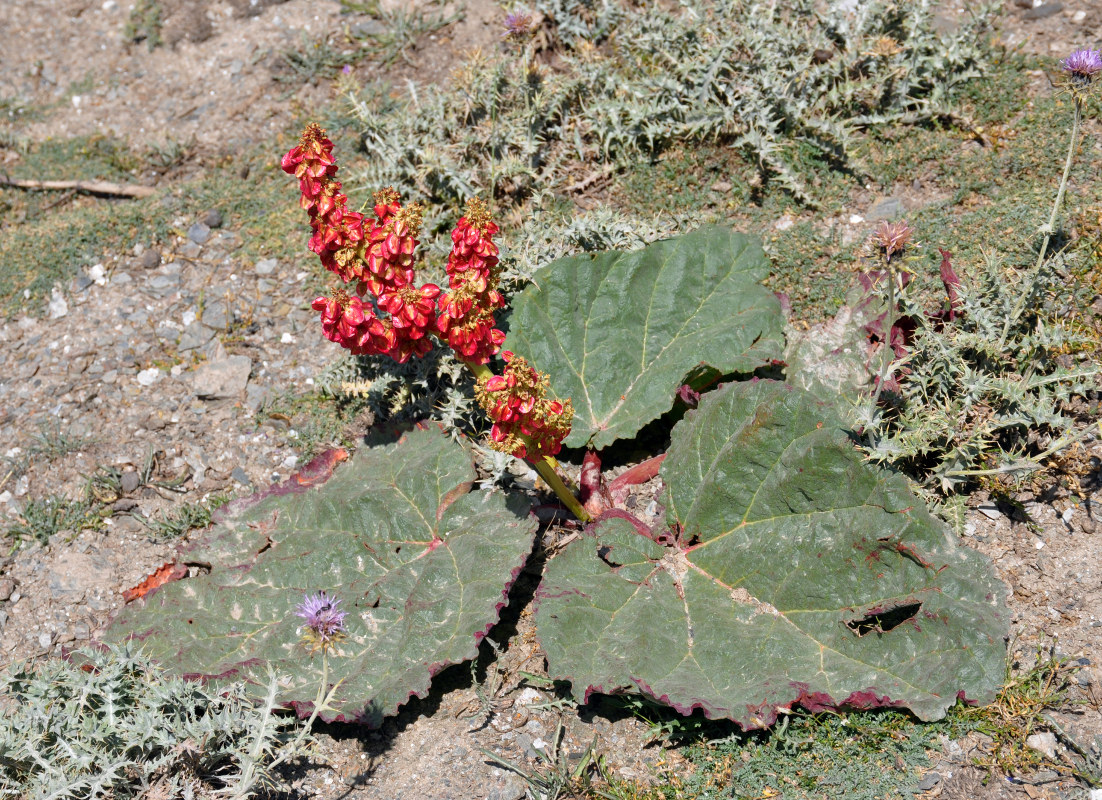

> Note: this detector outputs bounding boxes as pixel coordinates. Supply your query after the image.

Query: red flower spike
[435,197,507,364]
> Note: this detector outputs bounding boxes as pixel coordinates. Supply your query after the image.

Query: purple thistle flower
[502,10,534,41]
[296,591,347,653]
[341,64,352,75]
[867,220,914,260]
[1061,49,1102,86]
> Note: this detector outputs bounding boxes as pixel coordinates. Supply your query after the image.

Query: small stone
[976,504,1001,520]
[136,367,162,386]
[146,273,180,297]
[0,578,14,601]
[868,196,905,220]
[120,471,141,494]
[710,180,732,193]
[231,466,252,485]
[102,369,118,384]
[917,772,941,791]
[513,687,544,707]
[245,384,271,412]
[1073,10,1086,22]
[38,632,53,650]
[138,249,161,269]
[188,222,212,245]
[199,209,223,229]
[180,241,202,259]
[201,301,232,330]
[255,258,278,275]
[486,780,527,800]
[112,498,139,513]
[48,287,68,319]
[178,321,215,351]
[350,18,387,36]
[1023,2,1062,19]
[191,355,252,399]
[1026,731,1057,760]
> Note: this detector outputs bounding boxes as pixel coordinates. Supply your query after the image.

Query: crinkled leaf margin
[105,428,537,725]
[535,380,1008,727]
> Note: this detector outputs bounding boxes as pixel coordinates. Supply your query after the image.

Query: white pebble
[48,287,68,319]
[136,367,162,386]
[849,214,864,224]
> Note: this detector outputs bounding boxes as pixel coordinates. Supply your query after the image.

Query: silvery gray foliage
[499,202,694,290]
[0,645,305,799]
[533,0,625,44]
[345,0,994,207]
[862,250,1098,494]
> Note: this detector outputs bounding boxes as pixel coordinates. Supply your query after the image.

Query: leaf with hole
[535,380,1007,727]
[104,428,537,725]
[505,226,785,449]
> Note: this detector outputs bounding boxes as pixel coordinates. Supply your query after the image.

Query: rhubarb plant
[104,122,1015,730]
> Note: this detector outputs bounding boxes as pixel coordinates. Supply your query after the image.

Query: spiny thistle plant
[0,645,300,799]
[855,49,1102,494]
[346,0,995,209]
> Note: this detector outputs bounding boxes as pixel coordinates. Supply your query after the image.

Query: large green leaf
[105,428,537,725]
[506,226,785,449]
[536,381,1007,726]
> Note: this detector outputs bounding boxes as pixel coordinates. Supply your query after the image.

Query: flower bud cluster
[283,127,435,362]
[475,351,573,461]
[436,198,507,365]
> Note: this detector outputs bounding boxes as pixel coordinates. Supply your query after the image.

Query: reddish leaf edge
[533,521,996,730]
[105,431,538,727]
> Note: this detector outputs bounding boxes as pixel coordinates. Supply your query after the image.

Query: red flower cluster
[282,124,366,282]
[436,198,507,365]
[475,352,573,461]
[284,126,443,363]
[285,126,571,463]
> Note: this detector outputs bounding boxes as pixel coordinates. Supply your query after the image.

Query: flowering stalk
[284,125,588,522]
[999,48,1099,351]
[865,220,914,409]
